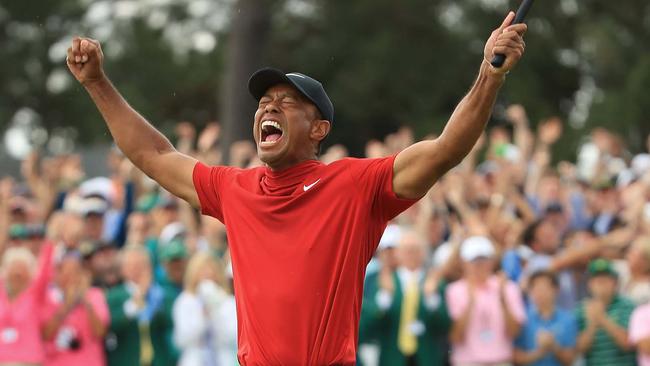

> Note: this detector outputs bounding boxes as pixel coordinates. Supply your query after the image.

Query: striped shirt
[577,295,637,366]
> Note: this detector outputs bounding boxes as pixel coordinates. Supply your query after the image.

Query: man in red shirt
[66,11,526,365]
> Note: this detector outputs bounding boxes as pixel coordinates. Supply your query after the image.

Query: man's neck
[595,294,614,306]
[467,275,489,287]
[266,156,318,171]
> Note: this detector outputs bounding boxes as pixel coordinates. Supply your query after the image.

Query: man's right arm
[67,37,199,207]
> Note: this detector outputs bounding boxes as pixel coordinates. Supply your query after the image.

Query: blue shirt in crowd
[515,304,578,366]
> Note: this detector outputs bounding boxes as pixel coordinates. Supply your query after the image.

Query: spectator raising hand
[42,254,110,366]
[537,117,563,147]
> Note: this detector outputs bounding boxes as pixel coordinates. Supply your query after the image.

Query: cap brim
[466,255,493,262]
[589,270,618,278]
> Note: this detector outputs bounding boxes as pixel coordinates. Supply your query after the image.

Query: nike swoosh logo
[303,179,321,192]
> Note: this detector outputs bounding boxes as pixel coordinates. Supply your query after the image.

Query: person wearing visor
[446,236,526,366]
[66,11,527,364]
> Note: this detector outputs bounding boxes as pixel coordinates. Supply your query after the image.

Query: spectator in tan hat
[629,300,650,366]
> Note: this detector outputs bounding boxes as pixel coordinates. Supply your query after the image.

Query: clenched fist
[483,12,527,75]
[66,37,105,85]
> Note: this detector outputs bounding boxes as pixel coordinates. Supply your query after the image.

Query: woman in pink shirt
[629,302,650,366]
[0,242,54,365]
[42,253,109,366]
[445,236,527,366]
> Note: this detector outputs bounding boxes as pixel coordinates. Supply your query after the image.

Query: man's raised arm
[67,37,200,207]
[393,12,527,199]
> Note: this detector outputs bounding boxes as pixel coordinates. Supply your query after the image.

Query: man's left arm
[393,11,527,199]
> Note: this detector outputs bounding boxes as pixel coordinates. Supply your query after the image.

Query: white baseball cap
[460,236,495,262]
[79,177,114,204]
[378,224,402,251]
[159,222,186,246]
[632,154,650,177]
[80,197,109,216]
[432,241,453,268]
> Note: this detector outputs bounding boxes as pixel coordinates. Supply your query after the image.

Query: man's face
[91,247,117,272]
[538,175,561,202]
[4,260,31,293]
[84,213,104,241]
[91,248,120,287]
[528,276,557,308]
[545,211,567,234]
[463,257,494,280]
[121,250,151,283]
[164,259,187,286]
[588,274,617,301]
[253,84,325,169]
[534,220,561,254]
[396,235,426,271]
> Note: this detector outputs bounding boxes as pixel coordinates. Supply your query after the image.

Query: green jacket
[359,270,381,345]
[105,283,178,366]
[362,271,451,366]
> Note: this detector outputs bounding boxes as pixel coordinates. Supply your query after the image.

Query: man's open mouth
[260,120,284,145]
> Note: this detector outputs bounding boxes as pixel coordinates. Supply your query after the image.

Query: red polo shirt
[192,156,416,365]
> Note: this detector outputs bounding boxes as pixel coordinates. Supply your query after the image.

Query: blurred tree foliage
[0,0,648,159]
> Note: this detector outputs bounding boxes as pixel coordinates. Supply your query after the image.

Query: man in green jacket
[105,245,177,366]
[362,230,451,366]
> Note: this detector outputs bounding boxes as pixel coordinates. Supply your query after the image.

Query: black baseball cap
[248,67,334,123]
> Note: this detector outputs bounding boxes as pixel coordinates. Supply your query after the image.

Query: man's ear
[311,120,331,142]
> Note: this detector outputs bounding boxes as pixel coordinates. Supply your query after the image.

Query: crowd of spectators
[359,105,650,366]
[1,104,650,366]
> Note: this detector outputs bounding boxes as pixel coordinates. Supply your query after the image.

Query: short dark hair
[522,219,544,247]
[528,270,559,289]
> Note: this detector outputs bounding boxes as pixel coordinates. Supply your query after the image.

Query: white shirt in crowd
[173,281,238,366]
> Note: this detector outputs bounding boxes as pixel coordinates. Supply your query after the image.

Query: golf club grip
[490,0,535,68]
